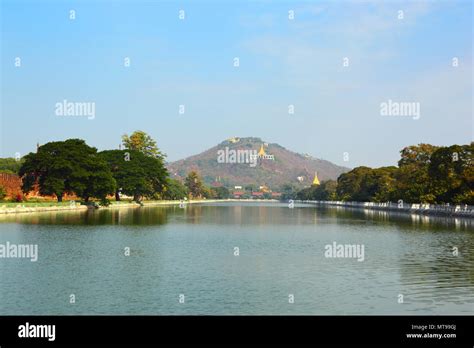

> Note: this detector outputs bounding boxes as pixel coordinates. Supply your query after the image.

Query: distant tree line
[0,157,24,174]
[296,143,473,205]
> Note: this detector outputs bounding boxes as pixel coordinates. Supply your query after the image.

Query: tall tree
[121,130,164,159]
[393,144,439,203]
[398,144,439,167]
[100,149,168,202]
[429,144,473,204]
[162,178,188,200]
[19,139,116,202]
[185,171,205,199]
[336,166,373,201]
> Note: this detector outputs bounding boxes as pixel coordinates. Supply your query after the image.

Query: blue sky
[1,0,472,167]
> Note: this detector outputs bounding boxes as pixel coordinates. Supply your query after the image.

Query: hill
[166,137,350,189]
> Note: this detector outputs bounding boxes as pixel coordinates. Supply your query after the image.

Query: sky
[1,0,472,168]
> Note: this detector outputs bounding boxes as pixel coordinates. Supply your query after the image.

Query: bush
[100,198,111,207]
[0,185,6,200]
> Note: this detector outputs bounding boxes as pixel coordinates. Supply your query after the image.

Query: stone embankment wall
[300,200,474,218]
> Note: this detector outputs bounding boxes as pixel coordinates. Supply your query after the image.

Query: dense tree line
[17,131,173,203]
[10,131,230,203]
[3,138,472,205]
[296,143,473,205]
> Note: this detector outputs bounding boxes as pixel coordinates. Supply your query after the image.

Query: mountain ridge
[166,137,350,189]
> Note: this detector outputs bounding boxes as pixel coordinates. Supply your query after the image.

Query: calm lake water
[0,202,473,315]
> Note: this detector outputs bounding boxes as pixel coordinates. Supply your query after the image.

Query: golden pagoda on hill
[258,144,266,157]
[312,172,320,186]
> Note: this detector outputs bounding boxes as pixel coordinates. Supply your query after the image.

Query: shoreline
[0,199,278,215]
[300,200,474,218]
[1,199,472,219]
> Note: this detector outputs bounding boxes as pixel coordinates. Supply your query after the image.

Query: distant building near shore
[233,191,245,198]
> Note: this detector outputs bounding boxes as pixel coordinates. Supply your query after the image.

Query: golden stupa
[312,172,320,186]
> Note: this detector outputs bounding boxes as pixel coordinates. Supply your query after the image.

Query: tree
[162,178,188,200]
[428,144,473,204]
[213,186,230,199]
[19,139,116,202]
[336,166,373,201]
[297,180,338,201]
[99,149,168,202]
[366,167,398,202]
[0,157,24,174]
[122,130,164,159]
[336,167,397,202]
[280,184,299,201]
[202,186,214,199]
[398,144,439,167]
[185,171,205,198]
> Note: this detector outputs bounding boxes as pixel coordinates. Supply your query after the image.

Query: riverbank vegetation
[0,131,228,205]
[0,138,472,205]
[297,143,473,205]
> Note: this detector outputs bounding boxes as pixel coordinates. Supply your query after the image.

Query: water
[0,202,473,315]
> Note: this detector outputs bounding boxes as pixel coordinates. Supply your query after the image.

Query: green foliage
[280,184,299,200]
[297,180,338,201]
[398,144,439,167]
[0,157,24,174]
[100,198,111,207]
[0,185,6,200]
[99,149,168,202]
[213,186,230,199]
[19,139,116,202]
[202,186,214,199]
[185,171,205,198]
[122,130,165,159]
[336,167,373,201]
[298,143,472,204]
[428,144,473,204]
[392,164,435,203]
[390,143,440,203]
[162,178,188,200]
[337,165,425,203]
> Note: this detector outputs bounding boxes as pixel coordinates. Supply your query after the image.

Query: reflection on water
[0,202,473,315]
[0,206,169,226]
